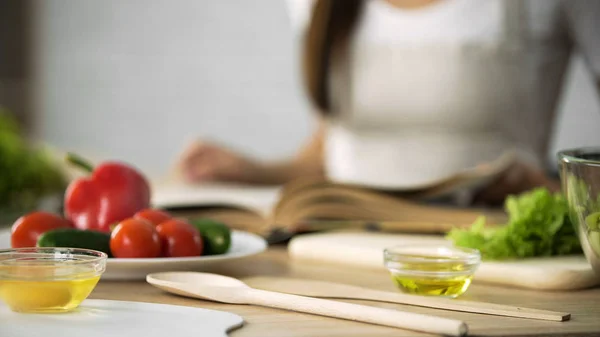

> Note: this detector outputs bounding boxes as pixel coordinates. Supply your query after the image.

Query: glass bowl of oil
[384,245,480,298]
[0,247,107,313]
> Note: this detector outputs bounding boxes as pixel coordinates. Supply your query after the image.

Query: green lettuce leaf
[447,188,582,260]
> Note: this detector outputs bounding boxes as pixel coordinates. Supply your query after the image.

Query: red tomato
[134,208,172,226]
[156,219,203,257]
[11,212,72,248]
[110,218,161,258]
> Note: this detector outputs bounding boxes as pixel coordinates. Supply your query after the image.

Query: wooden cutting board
[288,232,600,291]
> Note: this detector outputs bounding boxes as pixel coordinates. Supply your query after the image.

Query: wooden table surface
[90,246,600,337]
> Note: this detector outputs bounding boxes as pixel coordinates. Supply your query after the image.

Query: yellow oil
[391,274,473,298]
[0,276,100,313]
[388,257,475,298]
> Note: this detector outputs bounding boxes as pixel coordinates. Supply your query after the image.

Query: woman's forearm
[253,159,324,185]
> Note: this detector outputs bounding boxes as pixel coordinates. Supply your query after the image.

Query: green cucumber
[36,228,112,257]
[190,219,232,256]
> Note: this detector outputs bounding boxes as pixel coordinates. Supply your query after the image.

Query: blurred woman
[178,0,599,205]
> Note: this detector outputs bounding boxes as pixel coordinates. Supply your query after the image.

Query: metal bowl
[558,147,600,277]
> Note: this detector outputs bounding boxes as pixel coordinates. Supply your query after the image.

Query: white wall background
[32,0,600,178]
[32,0,313,178]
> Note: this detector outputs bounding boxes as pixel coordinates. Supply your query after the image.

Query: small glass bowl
[0,247,107,313]
[384,245,481,298]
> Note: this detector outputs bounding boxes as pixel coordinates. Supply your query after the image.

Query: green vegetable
[584,212,600,256]
[447,188,582,260]
[586,212,600,231]
[565,174,600,256]
[190,219,232,255]
[565,174,600,214]
[37,228,112,257]
[0,107,67,221]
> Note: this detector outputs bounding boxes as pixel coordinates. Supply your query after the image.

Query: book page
[150,180,282,217]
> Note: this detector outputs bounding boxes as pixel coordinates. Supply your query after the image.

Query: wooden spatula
[242,276,570,322]
[147,272,468,336]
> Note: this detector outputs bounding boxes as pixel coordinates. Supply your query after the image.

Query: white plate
[0,229,267,280]
[0,299,244,337]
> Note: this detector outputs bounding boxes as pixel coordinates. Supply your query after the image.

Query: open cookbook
[151,153,514,242]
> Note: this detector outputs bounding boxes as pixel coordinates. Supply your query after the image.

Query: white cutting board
[288,232,600,291]
[0,300,243,337]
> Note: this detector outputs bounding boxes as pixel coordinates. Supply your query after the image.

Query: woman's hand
[177,141,263,184]
[473,161,561,205]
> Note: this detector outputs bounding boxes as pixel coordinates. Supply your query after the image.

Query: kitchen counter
[90,246,600,337]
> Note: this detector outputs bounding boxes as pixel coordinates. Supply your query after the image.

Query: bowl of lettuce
[558,148,600,276]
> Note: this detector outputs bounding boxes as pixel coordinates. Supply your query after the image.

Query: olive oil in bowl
[0,247,106,313]
[384,245,480,298]
[0,274,101,313]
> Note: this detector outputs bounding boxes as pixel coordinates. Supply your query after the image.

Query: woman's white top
[286,0,600,193]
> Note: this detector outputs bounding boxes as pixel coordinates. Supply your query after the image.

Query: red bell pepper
[64,153,151,232]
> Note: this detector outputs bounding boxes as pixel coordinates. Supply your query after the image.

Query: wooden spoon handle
[242,289,468,336]
[362,289,570,322]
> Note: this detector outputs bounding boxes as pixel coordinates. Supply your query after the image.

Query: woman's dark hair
[302,0,364,114]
